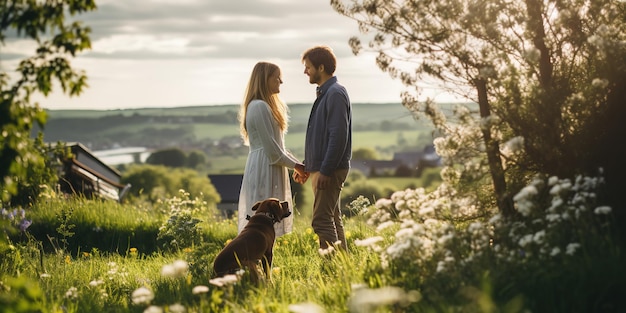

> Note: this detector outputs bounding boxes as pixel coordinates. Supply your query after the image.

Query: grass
[4,172,624,313]
[3,198,385,313]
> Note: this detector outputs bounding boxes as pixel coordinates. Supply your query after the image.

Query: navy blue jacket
[304,77,352,176]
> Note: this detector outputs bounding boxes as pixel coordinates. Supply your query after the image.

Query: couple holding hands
[236,45,352,252]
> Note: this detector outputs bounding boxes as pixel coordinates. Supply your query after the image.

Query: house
[59,143,131,202]
[207,174,243,217]
[350,159,405,177]
[352,144,442,177]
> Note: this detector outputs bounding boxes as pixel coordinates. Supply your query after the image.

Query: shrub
[340,180,395,217]
[121,164,220,204]
[355,172,625,312]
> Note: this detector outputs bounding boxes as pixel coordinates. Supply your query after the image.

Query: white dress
[237,100,300,236]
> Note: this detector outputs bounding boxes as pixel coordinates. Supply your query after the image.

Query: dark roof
[69,143,122,183]
[208,174,243,203]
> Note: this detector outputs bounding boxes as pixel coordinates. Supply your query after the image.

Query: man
[295,46,352,252]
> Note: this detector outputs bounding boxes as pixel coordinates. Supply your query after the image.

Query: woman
[237,62,307,236]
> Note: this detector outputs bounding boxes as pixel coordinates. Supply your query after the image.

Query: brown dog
[212,198,291,283]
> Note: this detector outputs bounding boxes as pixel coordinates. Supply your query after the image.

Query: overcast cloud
[1,0,456,110]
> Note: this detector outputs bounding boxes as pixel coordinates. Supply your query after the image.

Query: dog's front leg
[261,250,273,279]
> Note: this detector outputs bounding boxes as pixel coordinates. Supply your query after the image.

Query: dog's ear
[280,201,291,218]
[251,201,262,211]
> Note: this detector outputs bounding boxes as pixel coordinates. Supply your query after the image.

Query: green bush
[341,179,395,216]
[121,164,220,204]
[146,148,187,168]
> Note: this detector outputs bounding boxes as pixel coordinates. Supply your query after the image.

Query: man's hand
[293,163,309,184]
[315,173,331,190]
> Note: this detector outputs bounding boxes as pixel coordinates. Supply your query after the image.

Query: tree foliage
[146,148,188,168]
[332,0,626,220]
[0,0,96,203]
[352,147,379,160]
[120,164,220,204]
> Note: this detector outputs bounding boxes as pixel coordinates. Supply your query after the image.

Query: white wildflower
[375,198,393,209]
[550,247,561,256]
[209,278,225,287]
[548,176,559,186]
[348,286,421,312]
[519,234,533,247]
[548,198,563,213]
[592,78,609,88]
[437,233,454,245]
[418,206,434,216]
[89,279,104,287]
[355,236,384,248]
[131,286,154,305]
[513,185,538,216]
[533,230,546,244]
[168,303,186,313]
[376,220,395,232]
[173,260,188,273]
[161,264,176,278]
[394,227,415,239]
[143,306,163,313]
[64,286,78,299]
[318,246,335,256]
[546,213,560,223]
[192,285,209,295]
[566,243,581,255]
[503,136,524,154]
[221,274,239,285]
[436,261,446,273]
[594,206,611,215]
[288,302,326,313]
[162,260,188,278]
[209,274,239,287]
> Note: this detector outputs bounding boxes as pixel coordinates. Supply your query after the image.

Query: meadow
[1,191,391,313]
[6,103,624,313]
[2,171,624,312]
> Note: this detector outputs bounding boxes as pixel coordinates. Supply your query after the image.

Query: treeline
[37,111,238,134]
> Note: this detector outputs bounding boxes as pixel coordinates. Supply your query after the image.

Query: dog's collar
[246,212,279,223]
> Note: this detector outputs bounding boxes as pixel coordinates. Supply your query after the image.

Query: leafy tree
[186,149,208,169]
[121,164,220,204]
[1,0,96,203]
[332,0,626,220]
[146,148,187,168]
[352,147,378,160]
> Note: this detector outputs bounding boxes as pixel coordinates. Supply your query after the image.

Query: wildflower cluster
[1,208,32,232]
[354,172,615,302]
[156,190,205,251]
[493,174,612,263]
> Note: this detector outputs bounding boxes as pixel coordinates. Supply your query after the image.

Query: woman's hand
[293,163,309,184]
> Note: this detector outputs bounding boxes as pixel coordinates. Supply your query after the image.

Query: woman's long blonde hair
[238,62,289,145]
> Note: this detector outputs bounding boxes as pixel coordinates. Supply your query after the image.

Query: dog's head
[251,198,291,223]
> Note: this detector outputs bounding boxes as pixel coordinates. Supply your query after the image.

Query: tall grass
[2,175,624,312]
[2,195,387,312]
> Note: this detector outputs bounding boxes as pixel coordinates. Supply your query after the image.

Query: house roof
[208,174,243,203]
[67,142,122,183]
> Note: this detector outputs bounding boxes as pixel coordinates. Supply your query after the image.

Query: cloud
[75,0,357,60]
[4,0,462,109]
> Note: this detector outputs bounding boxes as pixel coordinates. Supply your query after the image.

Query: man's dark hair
[302,46,337,75]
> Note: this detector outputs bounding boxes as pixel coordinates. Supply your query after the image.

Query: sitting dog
[212,198,291,283]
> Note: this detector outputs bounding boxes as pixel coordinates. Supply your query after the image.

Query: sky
[2,0,459,110]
